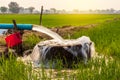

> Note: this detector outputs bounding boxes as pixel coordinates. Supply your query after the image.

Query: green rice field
[0,14,120,80]
[0,14,120,27]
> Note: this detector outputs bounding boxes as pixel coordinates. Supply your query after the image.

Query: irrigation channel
[32,25,64,43]
[0,24,95,68]
[20,25,94,68]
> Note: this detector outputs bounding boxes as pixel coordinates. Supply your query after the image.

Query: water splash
[0,29,7,35]
[32,25,64,43]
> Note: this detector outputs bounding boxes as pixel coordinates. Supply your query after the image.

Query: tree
[0,6,7,13]
[89,9,93,12]
[110,8,115,14]
[50,8,56,13]
[19,7,24,11]
[28,7,35,13]
[73,9,79,13]
[19,7,24,13]
[62,9,66,13]
[8,2,20,13]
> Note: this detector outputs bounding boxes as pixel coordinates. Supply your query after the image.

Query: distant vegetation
[1,1,120,14]
[0,2,35,14]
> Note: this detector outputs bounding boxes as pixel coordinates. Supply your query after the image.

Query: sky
[0,0,120,11]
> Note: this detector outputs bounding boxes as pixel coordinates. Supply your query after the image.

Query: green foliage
[28,7,35,13]
[74,57,120,80]
[0,54,37,80]
[0,14,120,80]
[8,2,20,13]
[23,34,41,50]
[72,20,120,58]
[0,6,7,13]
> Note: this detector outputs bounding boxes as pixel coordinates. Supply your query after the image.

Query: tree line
[0,2,35,13]
[0,1,120,14]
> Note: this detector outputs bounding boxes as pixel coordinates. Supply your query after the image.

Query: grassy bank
[0,14,120,80]
[72,19,120,58]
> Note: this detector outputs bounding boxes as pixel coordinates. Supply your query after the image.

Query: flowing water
[18,25,95,68]
[32,25,64,43]
[0,29,7,35]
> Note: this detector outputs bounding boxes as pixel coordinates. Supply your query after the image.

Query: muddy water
[32,25,64,43]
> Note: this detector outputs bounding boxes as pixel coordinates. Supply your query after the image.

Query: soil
[0,24,96,54]
[23,24,96,39]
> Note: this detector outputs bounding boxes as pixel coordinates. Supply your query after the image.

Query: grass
[72,19,120,58]
[71,19,120,80]
[0,14,120,27]
[0,54,37,80]
[0,14,120,80]
[23,33,41,50]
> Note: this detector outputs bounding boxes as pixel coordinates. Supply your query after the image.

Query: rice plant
[0,14,120,80]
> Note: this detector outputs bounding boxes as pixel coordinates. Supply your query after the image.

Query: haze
[0,0,120,10]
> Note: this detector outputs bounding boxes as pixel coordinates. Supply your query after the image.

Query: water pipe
[0,24,33,30]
